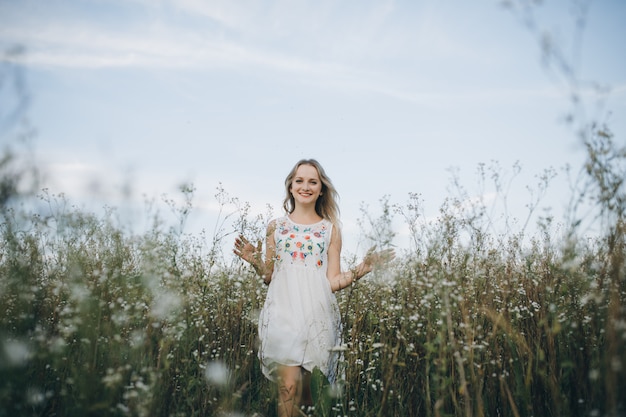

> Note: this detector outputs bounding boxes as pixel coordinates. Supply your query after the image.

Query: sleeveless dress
[258,216,342,383]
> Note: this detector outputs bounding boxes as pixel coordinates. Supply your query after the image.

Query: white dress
[258,216,342,383]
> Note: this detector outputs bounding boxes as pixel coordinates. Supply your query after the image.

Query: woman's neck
[289,206,322,224]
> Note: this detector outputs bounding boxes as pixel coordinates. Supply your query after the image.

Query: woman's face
[290,164,323,206]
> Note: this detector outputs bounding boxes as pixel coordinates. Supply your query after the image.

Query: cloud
[1,24,234,69]
[0,0,409,73]
[2,0,556,107]
[1,15,369,98]
[171,0,257,30]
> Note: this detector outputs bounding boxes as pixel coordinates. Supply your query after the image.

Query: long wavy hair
[282,159,340,225]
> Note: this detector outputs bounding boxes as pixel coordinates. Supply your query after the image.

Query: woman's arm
[262,222,276,284]
[326,225,395,292]
[234,221,276,285]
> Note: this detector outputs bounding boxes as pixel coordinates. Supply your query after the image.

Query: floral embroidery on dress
[274,217,328,269]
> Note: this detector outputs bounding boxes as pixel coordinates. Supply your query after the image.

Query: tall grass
[1,143,624,417]
[1,5,624,414]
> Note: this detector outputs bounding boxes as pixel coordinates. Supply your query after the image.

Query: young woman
[233,158,394,417]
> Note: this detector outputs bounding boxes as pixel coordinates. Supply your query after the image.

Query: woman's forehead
[295,164,320,179]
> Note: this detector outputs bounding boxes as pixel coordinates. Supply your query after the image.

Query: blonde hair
[283,159,340,225]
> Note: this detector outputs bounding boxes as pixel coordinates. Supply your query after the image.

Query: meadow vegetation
[1,3,625,415]
[0,121,624,416]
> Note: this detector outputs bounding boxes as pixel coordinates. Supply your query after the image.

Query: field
[1,135,624,417]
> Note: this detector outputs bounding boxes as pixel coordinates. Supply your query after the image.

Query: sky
[1,0,625,254]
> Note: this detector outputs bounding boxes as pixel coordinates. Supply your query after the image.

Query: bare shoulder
[266,217,281,236]
[266,218,278,235]
[329,221,342,245]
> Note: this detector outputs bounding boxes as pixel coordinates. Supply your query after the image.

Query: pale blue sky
[1,0,625,252]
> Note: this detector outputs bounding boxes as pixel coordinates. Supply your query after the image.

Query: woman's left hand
[362,246,396,272]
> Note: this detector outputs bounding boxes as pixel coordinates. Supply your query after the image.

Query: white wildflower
[2,338,32,367]
[204,360,231,387]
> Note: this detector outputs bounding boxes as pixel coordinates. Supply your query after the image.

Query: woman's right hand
[233,235,262,265]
